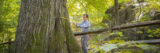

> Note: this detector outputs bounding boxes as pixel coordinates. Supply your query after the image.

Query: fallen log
[127,39,160,44]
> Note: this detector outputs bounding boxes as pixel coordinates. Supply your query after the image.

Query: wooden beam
[74,28,109,36]
[112,20,160,30]
[74,20,160,35]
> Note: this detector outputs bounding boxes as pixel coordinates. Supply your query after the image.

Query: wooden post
[8,39,11,53]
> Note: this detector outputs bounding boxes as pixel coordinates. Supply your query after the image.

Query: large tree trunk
[14,0,82,53]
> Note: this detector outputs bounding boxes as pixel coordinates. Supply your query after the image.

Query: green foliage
[0,0,20,43]
[0,0,160,52]
[0,0,20,51]
[68,0,160,52]
[68,0,114,30]
[99,42,160,53]
[146,0,160,10]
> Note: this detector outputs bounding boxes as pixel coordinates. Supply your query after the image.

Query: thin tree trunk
[114,0,119,25]
[14,0,82,53]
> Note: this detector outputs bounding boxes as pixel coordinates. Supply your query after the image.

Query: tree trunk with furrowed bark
[14,0,82,53]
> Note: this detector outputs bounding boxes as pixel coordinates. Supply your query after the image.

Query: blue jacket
[77,20,90,32]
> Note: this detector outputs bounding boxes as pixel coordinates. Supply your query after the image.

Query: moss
[63,19,83,53]
[14,0,82,53]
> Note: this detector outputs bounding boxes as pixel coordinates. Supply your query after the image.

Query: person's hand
[73,23,77,25]
[73,23,79,27]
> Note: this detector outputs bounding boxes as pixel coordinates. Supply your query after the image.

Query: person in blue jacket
[75,14,90,53]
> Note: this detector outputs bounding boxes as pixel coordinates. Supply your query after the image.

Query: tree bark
[114,0,119,25]
[14,0,82,53]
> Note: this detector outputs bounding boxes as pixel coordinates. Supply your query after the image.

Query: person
[75,14,90,53]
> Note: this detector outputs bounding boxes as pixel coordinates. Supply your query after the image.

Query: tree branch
[0,41,14,45]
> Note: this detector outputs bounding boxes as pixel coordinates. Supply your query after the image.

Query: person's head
[83,14,89,21]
